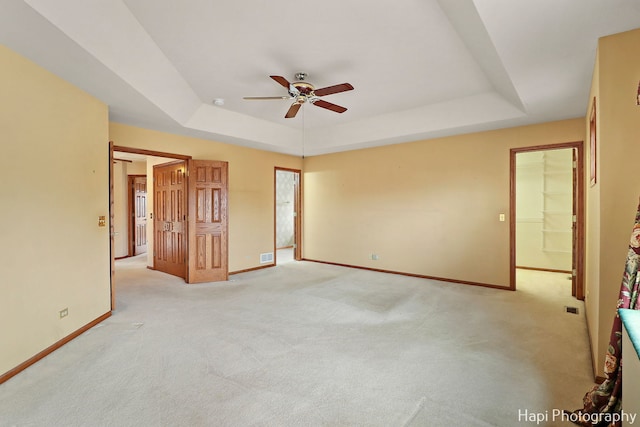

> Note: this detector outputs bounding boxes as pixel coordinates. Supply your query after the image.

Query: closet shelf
[517,161,544,168]
[541,210,572,214]
[543,171,573,175]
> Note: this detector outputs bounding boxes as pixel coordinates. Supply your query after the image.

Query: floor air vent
[260,252,274,264]
[565,306,579,314]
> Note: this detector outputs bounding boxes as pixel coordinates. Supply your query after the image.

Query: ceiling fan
[243,72,354,118]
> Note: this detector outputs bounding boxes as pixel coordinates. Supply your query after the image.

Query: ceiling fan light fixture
[244,73,354,118]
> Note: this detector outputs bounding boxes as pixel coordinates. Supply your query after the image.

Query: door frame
[109,145,192,310]
[509,141,585,299]
[109,142,115,310]
[274,167,302,262]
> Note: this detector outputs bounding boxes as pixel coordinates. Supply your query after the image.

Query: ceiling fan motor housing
[290,81,315,99]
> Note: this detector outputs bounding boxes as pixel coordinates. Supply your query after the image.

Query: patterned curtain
[571,200,640,426]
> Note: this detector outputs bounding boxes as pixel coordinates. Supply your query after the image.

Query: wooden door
[128,176,148,256]
[187,160,228,283]
[154,161,187,278]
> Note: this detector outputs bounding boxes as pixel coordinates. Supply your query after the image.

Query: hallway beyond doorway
[516,268,574,299]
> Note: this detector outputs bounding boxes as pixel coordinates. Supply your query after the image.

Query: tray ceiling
[2,0,639,155]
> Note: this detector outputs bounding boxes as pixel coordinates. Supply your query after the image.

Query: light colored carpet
[0,258,595,426]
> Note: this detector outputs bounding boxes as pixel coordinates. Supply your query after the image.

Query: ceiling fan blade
[270,75,291,89]
[312,99,347,114]
[243,96,290,100]
[285,103,302,118]
[313,83,354,97]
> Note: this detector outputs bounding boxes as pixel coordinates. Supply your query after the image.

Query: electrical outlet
[59,308,68,319]
[371,254,379,261]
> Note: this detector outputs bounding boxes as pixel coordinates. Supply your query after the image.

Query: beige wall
[113,161,128,258]
[303,119,584,286]
[585,48,602,376]
[0,46,110,376]
[586,28,640,376]
[109,123,303,272]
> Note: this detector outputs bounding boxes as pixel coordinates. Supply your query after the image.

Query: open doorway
[275,168,301,265]
[112,158,148,260]
[109,144,229,310]
[111,149,183,264]
[510,142,584,300]
[110,145,190,309]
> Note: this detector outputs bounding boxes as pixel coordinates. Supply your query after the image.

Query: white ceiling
[2,0,639,156]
